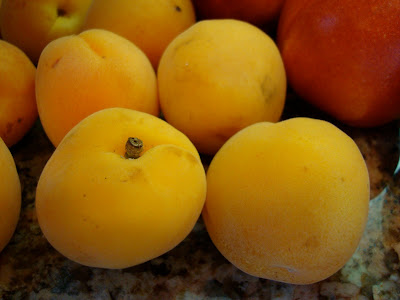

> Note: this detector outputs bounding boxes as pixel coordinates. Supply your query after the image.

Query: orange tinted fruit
[36,108,206,269]
[0,137,21,253]
[0,40,37,147]
[36,29,159,147]
[83,0,196,69]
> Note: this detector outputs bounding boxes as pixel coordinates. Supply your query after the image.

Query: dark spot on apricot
[304,236,319,248]
[126,167,145,182]
[57,8,67,17]
[261,75,276,101]
[175,5,181,12]
[52,57,62,68]
[17,118,22,123]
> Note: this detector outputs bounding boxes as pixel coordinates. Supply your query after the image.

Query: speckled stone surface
[1,94,399,299]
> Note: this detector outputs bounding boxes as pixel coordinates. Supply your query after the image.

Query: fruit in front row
[0,137,21,253]
[203,117,370,284]
[36,108,207,269]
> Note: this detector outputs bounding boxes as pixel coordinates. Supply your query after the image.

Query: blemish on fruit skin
[51,57,62,68]
[57,8,67,17]
[261,75,276,101]
[175,5,182,12]
[164,146,198,165]
[304,236,320,248]
[165,146,183,157]
[120,167,145,183]
[128,167,144,182]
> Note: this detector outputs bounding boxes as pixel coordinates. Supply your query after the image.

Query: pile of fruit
[0,0,398,286]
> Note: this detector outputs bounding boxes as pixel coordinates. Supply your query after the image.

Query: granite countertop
[1,94,399,300]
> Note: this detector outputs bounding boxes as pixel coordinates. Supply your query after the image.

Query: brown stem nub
[125,137,143,159]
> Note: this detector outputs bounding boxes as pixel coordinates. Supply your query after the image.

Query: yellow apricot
[0,40,37,147]
[0,137,21,253]
[36,29,159,147]
[158,19,286,155]
[36,108,206,269]
[0,0,92,64]
[203,118,370,284]
[83,0,196,69]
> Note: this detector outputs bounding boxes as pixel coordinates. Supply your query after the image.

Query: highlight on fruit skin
[277,0,400,127]
[202,117,370,285]
[35,108,207,269]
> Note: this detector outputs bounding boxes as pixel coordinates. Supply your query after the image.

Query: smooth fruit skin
[36,108,207,269]
[0,0,92,64]
[82,0,196,69]
[203,118,370,284]
[277,0,400,127]
[0,137,21,253]
[158,19,286,155]
[193,0,285,29]
[0,40,37,147]
[36,29,159,147]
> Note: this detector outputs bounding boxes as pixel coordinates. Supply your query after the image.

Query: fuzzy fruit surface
[203,117,370,284]
[36,108,207,269]
[158,19,286,155]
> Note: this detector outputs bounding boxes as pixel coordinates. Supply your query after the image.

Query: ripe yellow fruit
[0,0,92,64]
[36,108,206,269]
[0,40,37,147]
[83,0,196,69]
[203,118,370,284]
[0,137,21,253]
[158,19,286,155]
[36,29,159,147]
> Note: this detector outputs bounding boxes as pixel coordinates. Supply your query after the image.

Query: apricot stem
[125,137,143,159]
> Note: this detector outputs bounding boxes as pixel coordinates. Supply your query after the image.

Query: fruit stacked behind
[0,0,398,286]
